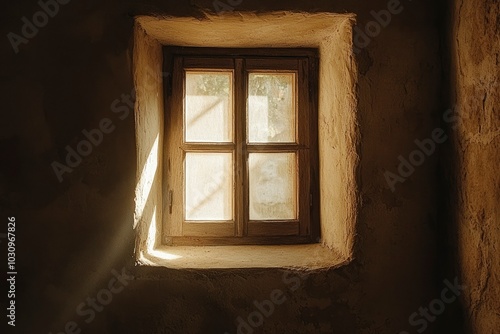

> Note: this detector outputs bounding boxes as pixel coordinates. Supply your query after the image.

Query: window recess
[163,48,319,246]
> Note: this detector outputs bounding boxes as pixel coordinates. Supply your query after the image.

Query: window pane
[248,73,296,143]
[185,153,233,220]
[248,153,297,220]
[185,72,233,142]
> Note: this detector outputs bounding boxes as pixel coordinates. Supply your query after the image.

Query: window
[163,48,319,246]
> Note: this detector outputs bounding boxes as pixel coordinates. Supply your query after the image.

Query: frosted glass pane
[249,153,297,220]
[248,73,296,143]
[185,72,232,142]
[185,153,233,220]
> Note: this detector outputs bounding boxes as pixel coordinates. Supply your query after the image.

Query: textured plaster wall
[442,0,500,332]
[1,0,444,333]
[133,24,164,256]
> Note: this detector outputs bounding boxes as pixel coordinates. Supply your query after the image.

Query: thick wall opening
[133,12,360,269]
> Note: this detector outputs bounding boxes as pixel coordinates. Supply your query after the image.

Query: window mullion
[234,58,246,237]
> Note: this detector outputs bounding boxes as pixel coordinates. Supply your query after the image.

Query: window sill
[137,243,347,270]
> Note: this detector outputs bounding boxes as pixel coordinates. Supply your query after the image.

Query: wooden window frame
[162,47,319,246]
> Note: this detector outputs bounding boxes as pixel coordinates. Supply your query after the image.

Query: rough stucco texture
[0,0,448,333]
[444,0,500,332]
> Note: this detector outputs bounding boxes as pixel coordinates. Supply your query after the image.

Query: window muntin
[164,48,318,245]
